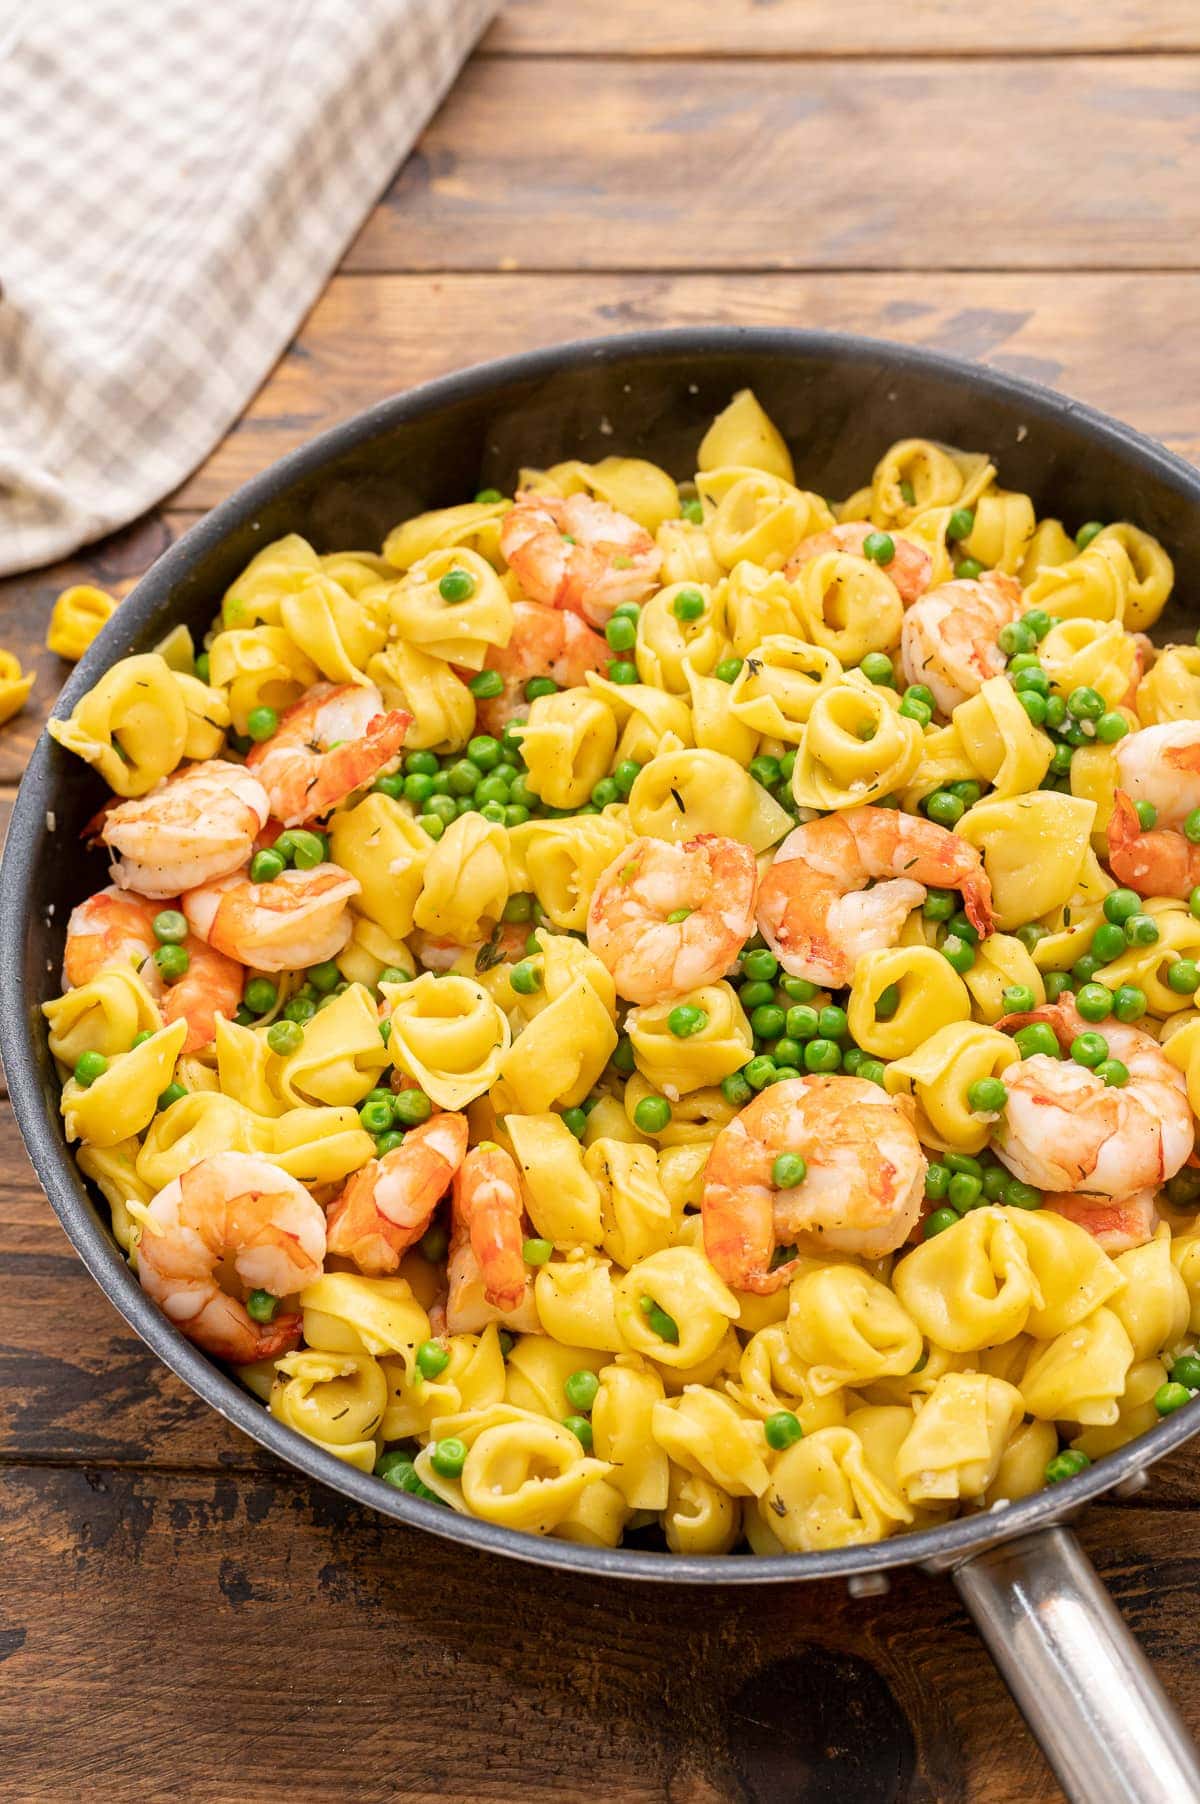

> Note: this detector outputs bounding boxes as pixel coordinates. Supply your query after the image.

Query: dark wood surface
[3,5,1199,1798]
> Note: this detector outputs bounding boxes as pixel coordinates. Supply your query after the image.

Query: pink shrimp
[97,758,270,898]
[900,572,1022,715]
[500,491,661,627]
[1106,790,1200,901]
[587,834,759,1005]
[702,1075,926,1293]
[64,886,243,1053]
[136,1152,326,1363]
[757,806,993,987]
[183,864,360,971]
[324,1115,469,1276]
[446,1143,539,1332]
[1043,1188,1160,1255]
[785,522,932,606]
[246,682,410,825]
[471,599,610,733]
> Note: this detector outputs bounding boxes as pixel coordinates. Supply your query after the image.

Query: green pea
[390,1088,431,1128]
[1001,984,1036,1014]
[714,657,744,684]
[246,705,278,742]
[439,568,476,603]
[633,1094,671,1133]
[955,557,984,581]
[923,888,958,922]
[1070,1032,1108,1069]
[743,1056,776,1092]
[1023,609,1053,641]
[1086,924,1124,967]
[152,909,188,945]
[1110,984,1146,1024]
[240,977,276,1017]
[73,1050,108,1087]
[468,668,504,700]
[768,1036,801,1068]
[1004,1178,1042,1210]
[1170,1354,1200,1393]
[358,1098,393,1135]
[1155,1382,1191,1417]
[785,1005,819,1041]
[737,981,775,1012]
[803,1038,840,1073]
[1071,982,1110,1024]
[945,1154,983,1179]
[1075,521,1105,550]
[925,1163,950,1200]
[742,948,779,983]
[719,1070,752,1108]
[862,531,895,565]
[948,1171,983,1212]
[967,1077,1007,1113]
[282,996,316,1027]
[817,1005,848,1040]
[290,829,327,871]
[982,1166,1009,1201]
[157,1082,187,1111]
[613,759,642,797]
[416,1339,450,1380]
[1095,711,1129,744]
[475,487,504,505]
[640,1298,679,1343]
[925,790,964,828]
[607,660,638,686]
[1017,690,1048,726]
[681,498,705,525]
[507,959,542,998]
[246,1289,279,1324]
[1071,954,1100,987]
[874,983,900,1022]
[941,934,975,975]
[778,976,815,1003]
[524,676,559,704]
[924,1207,959,1239]
[605,614,637,653]
[401,749,436,776]
[428,1436,467,1479]
[860,651,894,686]
[154,942,190,983]
[672,587,706,622]
[611,602,642,623]
[1125,913,1159,948]
[266,1020,303,1056]
[130,1030,156,1050]
[772,1151,807,1189]
[605,1037,634,1080]
[1012,666,1051,698]
[1136,800,1157,830]
[250,848,286,884]
[1044,693,1068,729]
[522,1237,553,1267]
[946,910,979,947]
[858,1058,886,1087]
[1014,1023,1059,1060]
[947,508,975,541]
[563,1369,600,1414]
[750,1004,786,1043]
[749,755,782,789]
[668,1004,708,1038]
[999,620,1037,658]
[906,684,935,712]
[418,814,444,840]
[372,1131,402,1156]
[1168,958,1200,995]
[1191,887,1200,922]
[764,1410,804,1450]
[899,695,932,727]
[1045,1449,1092,1484]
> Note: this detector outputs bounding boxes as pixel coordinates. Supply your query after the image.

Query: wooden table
[3,4,1200,1797]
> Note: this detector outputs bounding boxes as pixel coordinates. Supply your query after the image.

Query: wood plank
[174,270,1200,510]
[6,1468,1200,1803]
[343,57,1200,273]
[485,0,1200,56]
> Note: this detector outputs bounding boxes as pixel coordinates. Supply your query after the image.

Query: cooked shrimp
[1106,790,1200,900]
[500,491,661,627]
[325,1114,468,1276]
[183,864,360,970]
[472,599,610,734]
[136,1152,325,1363]
[63,886,160,988]
[446,1142,539,1333]
[246,682,410,826]
[702,1075,926,1293]
[98,759,270,898]
[64,885,243,1052]
[785,522,932,606]
[994,998,1193,1195]
[1115,721,1200,828]
[1043,1187,1160,1254]
[900,572,1022,715]
[756,806,993,987]
[587,833,758,1005]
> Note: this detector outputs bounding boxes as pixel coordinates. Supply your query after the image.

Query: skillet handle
[953,1525,1200,1803]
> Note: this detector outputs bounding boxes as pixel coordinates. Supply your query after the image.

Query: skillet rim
[6,323,1200,1585]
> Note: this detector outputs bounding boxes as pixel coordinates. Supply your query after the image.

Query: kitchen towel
[0,0,496,577]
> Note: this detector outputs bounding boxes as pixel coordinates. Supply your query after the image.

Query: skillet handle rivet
[848,1573,890,1599]
[1113,1470,1148,1499]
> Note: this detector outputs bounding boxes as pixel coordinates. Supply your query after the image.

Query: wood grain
[485,0,1200,57]
[344,57,1200,273]
[172,270,1200,509]
[5,1465,1200,1803]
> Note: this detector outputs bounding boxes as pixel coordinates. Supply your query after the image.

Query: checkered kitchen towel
[0,0,496,577]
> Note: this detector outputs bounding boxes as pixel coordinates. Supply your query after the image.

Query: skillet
[5,327,1200,1802]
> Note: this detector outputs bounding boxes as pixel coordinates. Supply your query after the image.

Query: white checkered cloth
[0,0,496,577]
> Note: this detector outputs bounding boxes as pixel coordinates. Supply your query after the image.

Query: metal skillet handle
[953,1525,1200,1803]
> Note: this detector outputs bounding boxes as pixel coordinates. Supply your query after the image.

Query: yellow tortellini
[329,792,430,942]
[386,972,510,1109]
[870,439,993,528]
[698,389,795,484]
[758,1426,912,1552]
[387,549,512,669]
[615,1247,739,1369]
[1021,1307,1135,1427]
[270,1349,388,1473]
[885,1022,1018,1154]
[634,581,725,691]
[412,813,512,943]
[791,674,924,811]
[792,554,903,666]
[627,749,792,850]
[847,947,970,1061]
[61,1020,187,1146]
[626,982,752,1095]
[893,1208,1040,1352]
[47,584,119,661]
[893,1372,1024,1504]
[955,792,1096,931]
[44,967,162,1067]
[786,1266,922,1395]
[727,635,843,744]
[509,812,630,932]
[952,676,1052,800]
[516,689,618,811]
[49,653,189,795]
[365,639,474,751]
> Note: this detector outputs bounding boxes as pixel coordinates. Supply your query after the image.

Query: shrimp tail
[996,1000,1078,1054]
[247,1311,304,1362]
[959,869,994,941]
[305,709,411,821]
[1107,788,1200,899]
